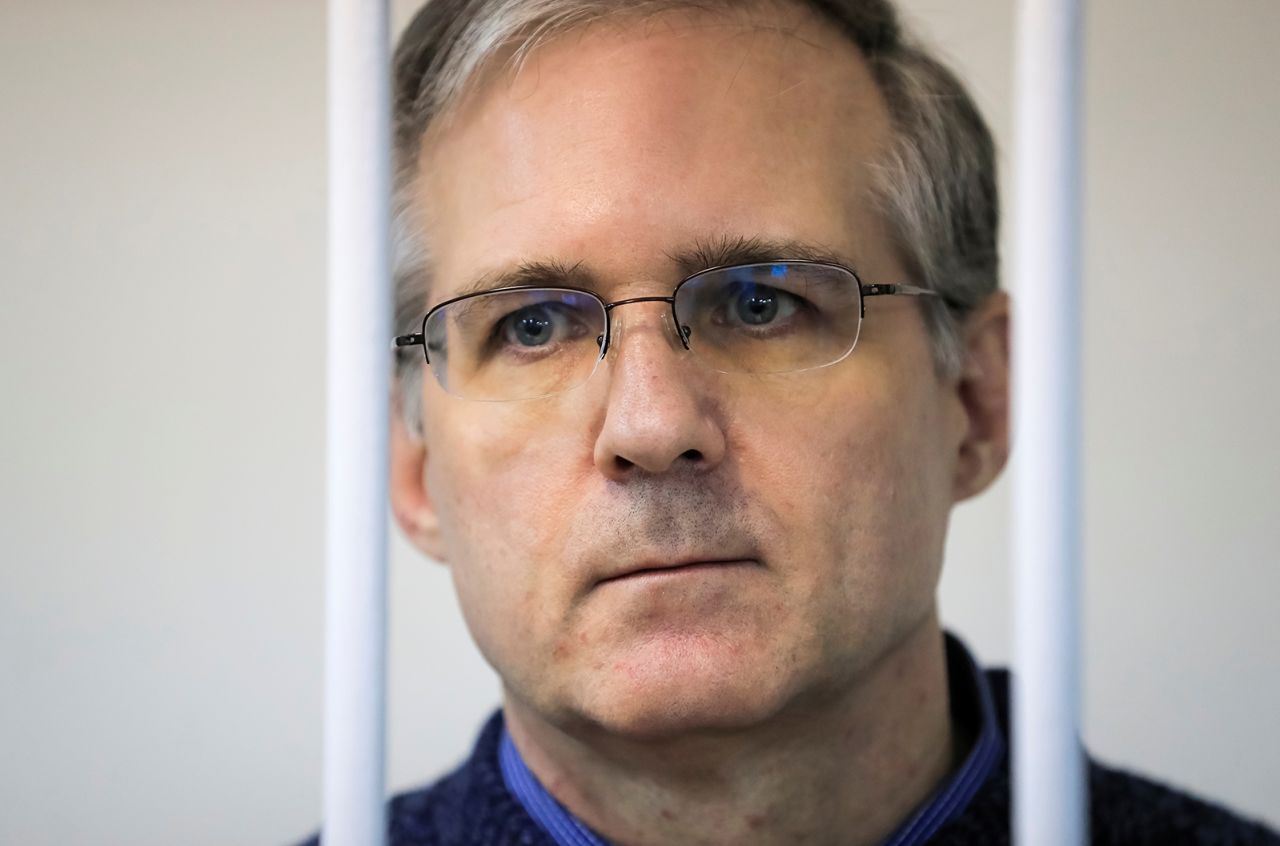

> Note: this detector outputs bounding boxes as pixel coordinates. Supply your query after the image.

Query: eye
[725,283,800,327]
[497,303,584,350]
[507,307,554,346]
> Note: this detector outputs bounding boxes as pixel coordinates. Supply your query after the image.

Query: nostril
[613,455,635,472]
[681,449,703,463]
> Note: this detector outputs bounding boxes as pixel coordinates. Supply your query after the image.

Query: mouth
[596,558,760,586]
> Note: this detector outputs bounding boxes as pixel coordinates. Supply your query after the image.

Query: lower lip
[601,560,758,585]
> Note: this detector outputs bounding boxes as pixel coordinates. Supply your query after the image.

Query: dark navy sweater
[303,670,1279,845]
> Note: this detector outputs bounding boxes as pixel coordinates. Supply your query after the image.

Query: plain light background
[1,1,1276,843]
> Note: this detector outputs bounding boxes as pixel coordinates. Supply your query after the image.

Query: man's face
[396,6,985,737]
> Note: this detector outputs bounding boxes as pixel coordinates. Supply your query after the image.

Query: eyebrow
[436,258,590,306]
[666,235,854,278]
[441,235,856,304]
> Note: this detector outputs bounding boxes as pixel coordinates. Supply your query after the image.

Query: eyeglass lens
[421,262,864,401]
[424,288,607,402]
[675,262,862,376]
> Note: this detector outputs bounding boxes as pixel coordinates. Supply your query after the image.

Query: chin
[570,634,797,740]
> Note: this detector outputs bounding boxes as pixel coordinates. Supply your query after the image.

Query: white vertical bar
[1011,0,1085,844]
[323,1,391,844]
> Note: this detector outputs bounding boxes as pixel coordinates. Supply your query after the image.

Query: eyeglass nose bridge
[598,295,692,357]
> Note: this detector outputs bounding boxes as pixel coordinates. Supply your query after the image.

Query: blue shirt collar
[499,631,1003,846]
[499,727,608,846]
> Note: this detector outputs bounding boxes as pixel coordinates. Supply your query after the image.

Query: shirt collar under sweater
[498,631,1003,846]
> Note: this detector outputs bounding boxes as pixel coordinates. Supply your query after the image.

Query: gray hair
[390,0,998,432]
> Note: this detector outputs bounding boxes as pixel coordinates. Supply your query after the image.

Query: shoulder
[297,712,556,846]
[981,669,1279,846]
[1087,758,1279,845]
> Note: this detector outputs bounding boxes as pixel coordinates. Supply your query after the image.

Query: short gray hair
[390,0,998,431]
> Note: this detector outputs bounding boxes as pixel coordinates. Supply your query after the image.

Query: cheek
[731,368,918,520]
[825,372,951,617]
[427,399,586,545]
[730,363,950,625]
[423,399,593,655]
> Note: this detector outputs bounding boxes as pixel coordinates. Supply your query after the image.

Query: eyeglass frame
[393,259,947,384]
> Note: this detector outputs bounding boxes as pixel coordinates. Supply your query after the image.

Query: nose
[592,305,727,480]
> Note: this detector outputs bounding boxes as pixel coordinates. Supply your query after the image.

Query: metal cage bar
[322,1,391,844]
[1011,0,1086,843]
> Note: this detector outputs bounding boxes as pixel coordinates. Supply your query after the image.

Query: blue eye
[735,287,781,325]
[496,302,592,353]
[724,283,800,328]
[508,307,556,346]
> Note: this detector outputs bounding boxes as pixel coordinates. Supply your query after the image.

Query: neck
[503,615,962,846]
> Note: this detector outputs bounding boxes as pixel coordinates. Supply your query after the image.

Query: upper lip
[595,557,756,585]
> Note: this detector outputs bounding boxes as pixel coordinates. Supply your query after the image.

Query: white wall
[0,2,1274,843]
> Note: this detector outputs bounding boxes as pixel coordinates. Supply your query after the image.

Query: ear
[950,291,1011,503]
[389,396,447,562]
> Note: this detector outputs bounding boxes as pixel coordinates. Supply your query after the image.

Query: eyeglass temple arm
[393,334,424,351]
[861,283,964,312]
[861,282,935,298]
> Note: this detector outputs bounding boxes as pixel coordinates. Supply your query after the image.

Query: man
[311,0,1279,843]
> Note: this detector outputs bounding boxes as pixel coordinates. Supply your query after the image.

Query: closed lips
[597,558,759,584]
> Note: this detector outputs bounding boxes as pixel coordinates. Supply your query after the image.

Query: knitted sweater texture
[305,671,1278,845]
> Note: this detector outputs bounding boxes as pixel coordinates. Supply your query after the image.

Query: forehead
[417,3,895,297]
